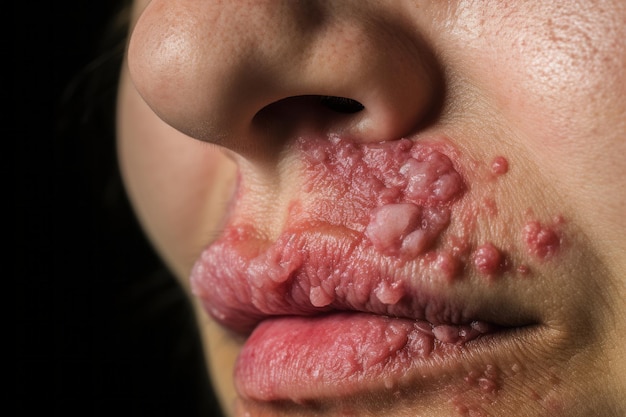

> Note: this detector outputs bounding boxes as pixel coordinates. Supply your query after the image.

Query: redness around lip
[192,136,473,332]
[300,135,464,259]
[189,135,557,403]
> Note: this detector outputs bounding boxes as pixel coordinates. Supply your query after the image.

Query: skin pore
[117,1,626,416]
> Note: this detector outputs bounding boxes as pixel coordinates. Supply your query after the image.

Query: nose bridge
[128,0,440,157]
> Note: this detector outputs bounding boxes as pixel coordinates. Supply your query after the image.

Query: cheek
[507,15,626,259]
[454,1,626,260]
[117,68,237,282]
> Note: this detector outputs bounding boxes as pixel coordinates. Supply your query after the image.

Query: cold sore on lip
[190,134,561,404]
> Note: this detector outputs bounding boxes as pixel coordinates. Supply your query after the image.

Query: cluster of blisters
[523,218,562,260]
[193,137,565,338]
[300,136,465,261]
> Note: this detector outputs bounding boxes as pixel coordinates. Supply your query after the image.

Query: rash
[300,135,464,261]
[191,136,565,336]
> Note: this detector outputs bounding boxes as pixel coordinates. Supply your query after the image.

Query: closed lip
[191,223,538,334]
[191,223,542,403]
[190,134,545,405]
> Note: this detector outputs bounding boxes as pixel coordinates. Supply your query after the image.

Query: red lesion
[490,156,509,176]
[297,135,568,283]
[473,243,504,278]
[522,218,563,261]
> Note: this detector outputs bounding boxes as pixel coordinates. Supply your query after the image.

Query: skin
[117,0,626,415]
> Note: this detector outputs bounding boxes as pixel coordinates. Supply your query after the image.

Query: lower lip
[234,312,513,403]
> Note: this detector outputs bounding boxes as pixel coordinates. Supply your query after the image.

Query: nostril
[320,96,365,114]
[250,95,368,153]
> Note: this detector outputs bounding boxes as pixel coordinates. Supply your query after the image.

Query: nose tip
[128,0,441,157]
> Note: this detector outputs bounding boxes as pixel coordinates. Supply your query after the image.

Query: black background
[15,3,222,416]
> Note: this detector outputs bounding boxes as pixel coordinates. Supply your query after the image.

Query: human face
[117,1,626,416]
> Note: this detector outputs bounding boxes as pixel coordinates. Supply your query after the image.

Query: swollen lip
[192,136,474,334]
[191,134,539,404]
[192,224,516,336]
[192,222,534,403]
[234,312,523,403]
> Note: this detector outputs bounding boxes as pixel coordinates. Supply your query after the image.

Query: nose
[128,0,441,159]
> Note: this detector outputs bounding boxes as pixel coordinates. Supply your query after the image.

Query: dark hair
[17,1,222,415]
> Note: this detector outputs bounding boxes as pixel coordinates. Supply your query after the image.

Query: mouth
[190,134,544,406]
[192,224,541,405]
[235,314,542,406]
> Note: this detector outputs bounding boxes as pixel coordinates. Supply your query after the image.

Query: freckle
[490,156,509,176]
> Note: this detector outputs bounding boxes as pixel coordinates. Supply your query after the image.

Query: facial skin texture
[118,1,626,416]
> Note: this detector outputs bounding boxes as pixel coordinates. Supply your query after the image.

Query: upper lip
[190,135,539,338]
[191,221,537,338]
